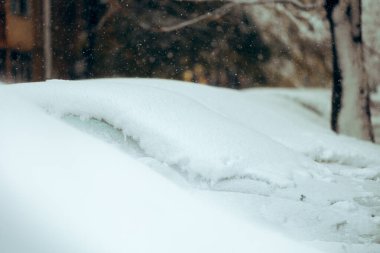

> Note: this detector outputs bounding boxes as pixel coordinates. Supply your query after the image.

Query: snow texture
[1,78,379,253]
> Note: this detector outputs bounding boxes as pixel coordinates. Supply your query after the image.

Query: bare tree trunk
[43,0,52,79]
[325,0,374,142]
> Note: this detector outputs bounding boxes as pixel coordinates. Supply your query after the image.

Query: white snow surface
[1,78,379,253]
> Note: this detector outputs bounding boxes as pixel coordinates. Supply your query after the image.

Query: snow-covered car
[1,79,379,253]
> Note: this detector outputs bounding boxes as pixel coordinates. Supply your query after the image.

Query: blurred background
[0,0,379,89]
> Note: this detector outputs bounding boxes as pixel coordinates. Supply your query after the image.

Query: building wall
[6,15,34,51]
[0,0,39,82]
[0,0,81,82]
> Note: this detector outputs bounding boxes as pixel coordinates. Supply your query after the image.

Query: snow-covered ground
[0,79,379,253]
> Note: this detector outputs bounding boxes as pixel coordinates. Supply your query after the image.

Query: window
[11,51,32,82]
[11,0,29,17]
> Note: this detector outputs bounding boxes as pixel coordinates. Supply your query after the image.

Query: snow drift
[1,78,379,253]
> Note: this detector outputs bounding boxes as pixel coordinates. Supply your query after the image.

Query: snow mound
[0,92,322,253]
[1,78,379,253]
[3,79,327,190]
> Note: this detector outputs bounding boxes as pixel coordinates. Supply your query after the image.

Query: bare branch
[160,0,323,32]
[96,0,123,30]
[96,0,323,33]
[175,0,323,11]
[160,2,238,32]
